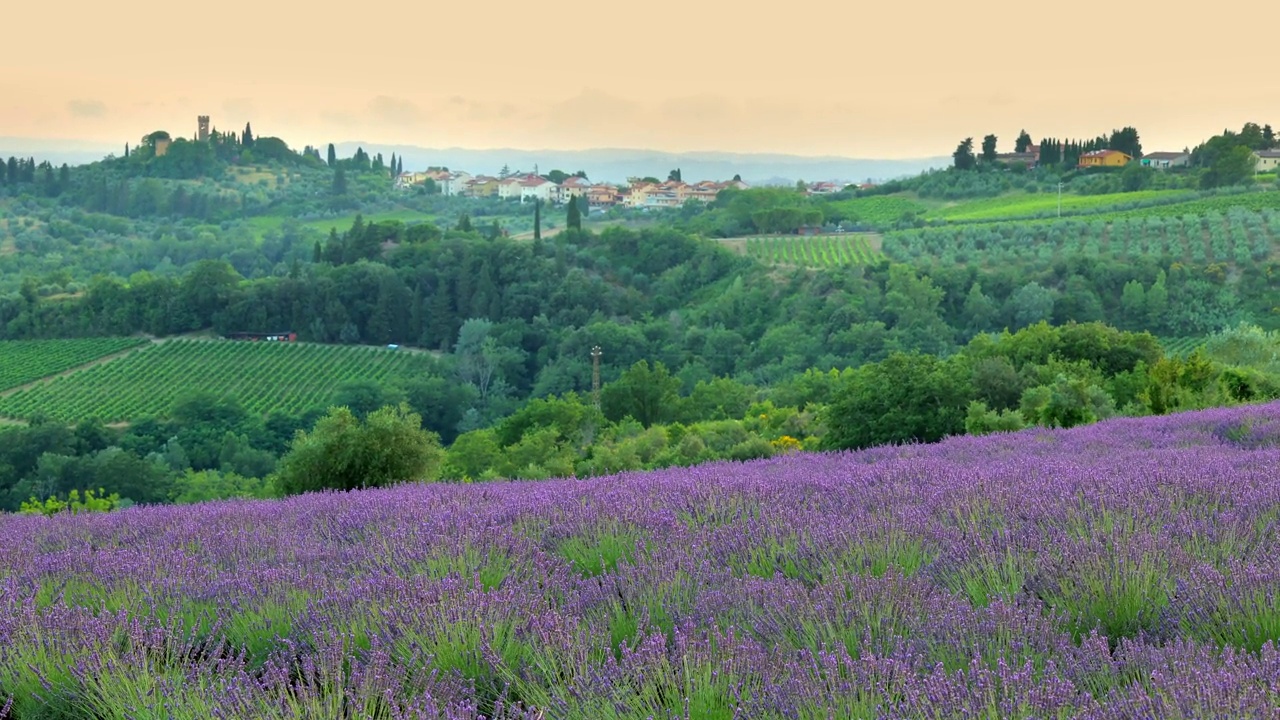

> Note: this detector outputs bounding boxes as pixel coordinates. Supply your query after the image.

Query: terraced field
[0,338,148,391]
[744,234,884,267]
[0,339,438,423]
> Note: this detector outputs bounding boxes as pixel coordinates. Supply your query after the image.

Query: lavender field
[5,404,1280,718]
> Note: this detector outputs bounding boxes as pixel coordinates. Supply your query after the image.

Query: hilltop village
[394,168,760,209]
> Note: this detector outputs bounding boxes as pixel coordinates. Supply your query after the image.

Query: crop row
[824,195,926,225]
[1159,336,1207,357]
[0,337,148,391]
[929,188,1194,222]
[0,339,438,422]
[745,235,884,268]
[884,207,1279,267]
[1089,188,1280,221]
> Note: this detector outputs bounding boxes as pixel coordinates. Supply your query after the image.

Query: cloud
[67,99,106,118]
[368,96,424,127]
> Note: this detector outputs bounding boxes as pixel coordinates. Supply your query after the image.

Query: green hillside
[882,207,1280,269]
[0,340,438,423]
[925,188,1195,221]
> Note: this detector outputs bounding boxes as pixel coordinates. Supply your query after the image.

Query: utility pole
[591,346,602,409]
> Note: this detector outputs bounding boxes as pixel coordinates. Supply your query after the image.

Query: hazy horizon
[6,0,1275,159]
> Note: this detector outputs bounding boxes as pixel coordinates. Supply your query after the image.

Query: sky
[3,0,1277,159]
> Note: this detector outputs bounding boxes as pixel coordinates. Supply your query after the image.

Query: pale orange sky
[4,0,1276,158]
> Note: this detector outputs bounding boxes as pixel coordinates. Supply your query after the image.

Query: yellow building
[1077,149,1132,168]
[465,176,500,197]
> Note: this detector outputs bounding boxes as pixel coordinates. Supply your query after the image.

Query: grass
[927,189,1193,222]
[242,208,439,239]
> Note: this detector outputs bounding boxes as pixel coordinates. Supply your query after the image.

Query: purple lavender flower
[4,401,1280,716]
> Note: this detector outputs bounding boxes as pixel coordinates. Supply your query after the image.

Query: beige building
[1140,151,1190,170]
[558,176,592,203]
[1254,150,1280,173]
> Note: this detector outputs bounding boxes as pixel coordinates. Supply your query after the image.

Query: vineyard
[822,195,927,226]
[883,207,1280,268]
[0,340,438,423]
[744,234,884,268]
[0,338,148,391]
[1160,337,1207,357]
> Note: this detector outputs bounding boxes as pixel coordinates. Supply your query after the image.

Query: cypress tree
[327,143,337,167]
[566,195,582,230]
[534,199,542,240]
[242,122,254,147]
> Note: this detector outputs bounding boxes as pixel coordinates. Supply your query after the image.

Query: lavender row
[3,403,1280,717]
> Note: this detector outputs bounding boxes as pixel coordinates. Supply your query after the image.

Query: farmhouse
[225,331,297,342]
[1140,151,1190,170]
[994,145,1039,167]
[586,184,623,207]
[519,175,560,204]
[437,171,473,196]
[805,181,844,195]
[557,176,592,203]
[1077,149,1132,168]
[1253,150,1280,173]
[496,175,526,200]
[463,176,500,197]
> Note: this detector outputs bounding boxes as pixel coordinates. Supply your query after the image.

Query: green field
[824,196,928,225]
[244,208,439,238]
[0,340,438,423]
[927,189,1194,222]
[0,338,149,392]
[745,234,884,267]
[884,207,1280,268]
[1087,190,1280,222]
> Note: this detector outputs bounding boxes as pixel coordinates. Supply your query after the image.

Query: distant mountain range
[333,143,949,185]
[0,136,950,185]
[0,137,126,167]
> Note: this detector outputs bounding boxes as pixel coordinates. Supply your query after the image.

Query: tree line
[10,319,1280,514]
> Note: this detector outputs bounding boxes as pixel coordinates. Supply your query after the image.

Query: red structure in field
[225,332,297,342]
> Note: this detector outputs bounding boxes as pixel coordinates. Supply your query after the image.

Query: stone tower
[197,115,210,142]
